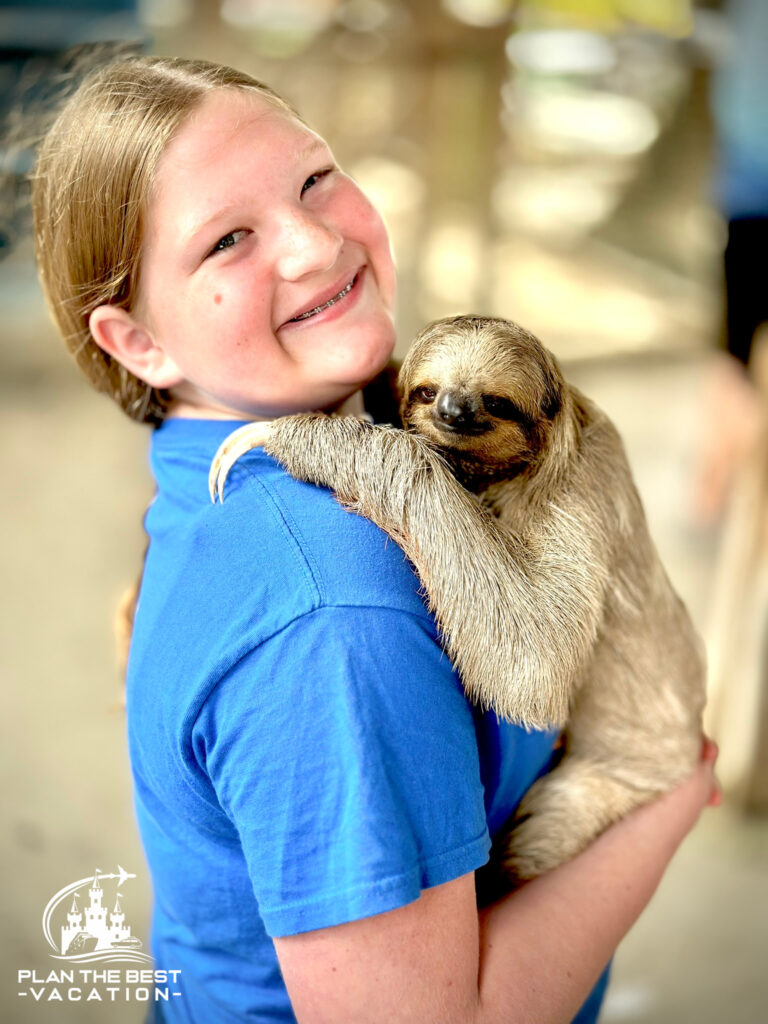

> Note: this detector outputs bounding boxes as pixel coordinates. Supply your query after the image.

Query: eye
[301,167,333,196]
[482,394,526,422]
[207,229,248,258]
[411,385,437,404]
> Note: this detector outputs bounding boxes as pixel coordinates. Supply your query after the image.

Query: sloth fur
[211,315,706,887]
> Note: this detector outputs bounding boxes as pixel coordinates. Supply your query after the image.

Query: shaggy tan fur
[210,315,706,887]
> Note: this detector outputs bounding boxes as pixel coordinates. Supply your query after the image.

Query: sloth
[209,315,706,887]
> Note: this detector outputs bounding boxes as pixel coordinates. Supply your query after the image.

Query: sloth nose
[436,391,477,427]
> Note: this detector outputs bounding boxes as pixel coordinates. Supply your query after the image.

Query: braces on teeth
[291,277,355,321]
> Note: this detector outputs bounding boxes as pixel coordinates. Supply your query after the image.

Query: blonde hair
[31,56,298,425]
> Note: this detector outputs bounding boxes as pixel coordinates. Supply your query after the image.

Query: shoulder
[133,436,438,710]
[207,447,432,624]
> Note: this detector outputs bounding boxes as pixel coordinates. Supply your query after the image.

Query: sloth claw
[208,421,275,503]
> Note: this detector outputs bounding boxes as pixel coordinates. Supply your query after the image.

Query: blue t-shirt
[127,417,609,1023]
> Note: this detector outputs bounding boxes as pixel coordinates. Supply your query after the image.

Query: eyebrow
[182,137,331,253]
[298,138,328,160]
[182,203,240,253]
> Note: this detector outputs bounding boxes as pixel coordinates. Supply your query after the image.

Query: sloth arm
[274,750,718,1024]
[249,413,608,729]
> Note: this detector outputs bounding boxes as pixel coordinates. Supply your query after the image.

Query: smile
[288,273,359,323]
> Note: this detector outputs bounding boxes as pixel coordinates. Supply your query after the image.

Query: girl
[32,56,718,1024]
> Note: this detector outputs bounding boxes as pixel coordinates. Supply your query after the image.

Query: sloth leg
[210,414,602,729]
[496,755,667,882]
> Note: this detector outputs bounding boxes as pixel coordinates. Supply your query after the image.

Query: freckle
[214,293,222,304]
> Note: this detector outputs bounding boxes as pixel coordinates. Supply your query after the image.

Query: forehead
[410,332,518,384]
[165,89,312,164]
[403,327,550,409]
[148,89,326,222]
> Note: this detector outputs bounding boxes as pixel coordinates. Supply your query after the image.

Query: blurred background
[2,0,768,1021]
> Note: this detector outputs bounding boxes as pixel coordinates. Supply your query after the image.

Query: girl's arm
[274,745,718,1024]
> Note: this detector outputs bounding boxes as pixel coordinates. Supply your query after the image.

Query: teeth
[290,277,355,322]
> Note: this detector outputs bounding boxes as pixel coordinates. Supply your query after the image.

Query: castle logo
[42,865,152,964]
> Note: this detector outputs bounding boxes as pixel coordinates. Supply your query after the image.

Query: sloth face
[398,316,563,471]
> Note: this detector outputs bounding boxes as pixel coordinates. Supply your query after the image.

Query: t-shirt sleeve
[193,604,491,937]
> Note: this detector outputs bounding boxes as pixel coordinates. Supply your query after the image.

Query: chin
[334,328,395,386]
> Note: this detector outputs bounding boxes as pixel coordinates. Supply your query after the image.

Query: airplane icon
[97,865,137,888]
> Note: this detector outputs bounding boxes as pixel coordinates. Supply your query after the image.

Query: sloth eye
[482,394,526,422]
[412,386,437,404]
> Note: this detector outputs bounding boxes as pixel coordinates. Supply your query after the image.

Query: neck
[164,388,366,422]
[331,390,365,418]
[447,454,527,493]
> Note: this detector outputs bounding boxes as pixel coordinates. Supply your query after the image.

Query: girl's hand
[646,734,720,852]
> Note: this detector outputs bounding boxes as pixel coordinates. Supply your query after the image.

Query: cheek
[482,422,539,462]
[164,285,268,373]
[343,185,394,268]
[365,205,394,265]
[356,194,387,242]
[401,402,434,433]
[201,272,270,331]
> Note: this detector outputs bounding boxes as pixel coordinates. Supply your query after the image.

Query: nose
[274,207,343,281]
[436,391,478,428]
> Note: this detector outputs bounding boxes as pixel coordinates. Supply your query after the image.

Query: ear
[88,305,185,389]
[541,375,563,420]
[540,351,564,420]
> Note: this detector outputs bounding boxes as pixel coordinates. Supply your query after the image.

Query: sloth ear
[541,373,563,420]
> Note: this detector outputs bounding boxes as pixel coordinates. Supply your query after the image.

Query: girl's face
[134,89,397,418]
